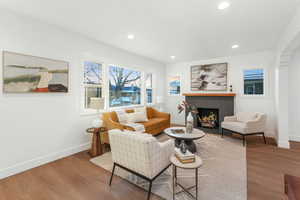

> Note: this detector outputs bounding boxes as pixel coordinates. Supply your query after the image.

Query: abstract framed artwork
[191,63,228,91]
[168,75,181,95]
[3,51,69,93]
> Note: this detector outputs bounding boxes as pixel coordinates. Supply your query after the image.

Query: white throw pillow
[134,107,148,121]
[127,112,148,123]
[115,110,128,123]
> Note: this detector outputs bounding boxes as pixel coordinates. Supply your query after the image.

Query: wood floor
[0,136,299,200]
[247,136,300,200]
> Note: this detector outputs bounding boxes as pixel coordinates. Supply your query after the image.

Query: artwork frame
[191,63,228,91]
[168,75,181,96]
[3,51,69,93]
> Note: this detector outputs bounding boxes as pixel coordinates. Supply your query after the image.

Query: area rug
[90,134,247,200]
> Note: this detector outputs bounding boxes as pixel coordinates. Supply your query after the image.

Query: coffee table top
[164,127,205,140]
[170,155,203,169]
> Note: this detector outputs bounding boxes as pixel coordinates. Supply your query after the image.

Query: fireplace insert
[197,108,219,129]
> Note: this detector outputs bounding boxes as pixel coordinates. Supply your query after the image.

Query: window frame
[145,72,154,105]
[108,64,144,109]
[81,60,106,116]
[242,67,266,97]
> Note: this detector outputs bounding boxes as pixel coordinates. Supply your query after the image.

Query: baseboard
[290,135,300,142]
[0,142,90,180]
[277,140,290,149]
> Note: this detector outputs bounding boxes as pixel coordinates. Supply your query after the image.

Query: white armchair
[108,129,174,200]
[221,112,267,146]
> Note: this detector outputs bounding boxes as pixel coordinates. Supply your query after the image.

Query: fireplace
[197,108,219,129]
[184,93,235,134]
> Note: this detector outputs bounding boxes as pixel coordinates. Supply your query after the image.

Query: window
[146,73,153,104]
[109,65,141,107]
[168,76,181,95]
[243,69,264,95]
[83,61,103,109]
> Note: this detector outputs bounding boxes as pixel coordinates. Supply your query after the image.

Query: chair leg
[221,128,224,138]
[262,132,267,144]
[147,180,152,200]
[243,135,246,146]
[109,163,116,186]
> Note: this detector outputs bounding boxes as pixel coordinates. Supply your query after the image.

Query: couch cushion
[236,112,258,122]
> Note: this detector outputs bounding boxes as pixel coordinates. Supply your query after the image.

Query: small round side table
[86,127,107,157]
[170,155,203,200]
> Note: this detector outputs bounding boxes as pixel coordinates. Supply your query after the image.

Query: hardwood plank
[247,137,300,200]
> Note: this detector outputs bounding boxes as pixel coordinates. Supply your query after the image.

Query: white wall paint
[275,4,300,148]
[165,51,277,137]
[0,9,165,179]
[288,48,300,142]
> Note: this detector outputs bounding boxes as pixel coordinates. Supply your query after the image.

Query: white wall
[0,9,165,179]
[275,4,300,148]
[288,48,300,142]
[165,51,277,137]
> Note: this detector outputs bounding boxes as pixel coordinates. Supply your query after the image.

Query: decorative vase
[186,112,194,133]
[179,140,187,154]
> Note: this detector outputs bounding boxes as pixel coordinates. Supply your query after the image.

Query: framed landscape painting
[3,51,69,93]
[191,63,228,91]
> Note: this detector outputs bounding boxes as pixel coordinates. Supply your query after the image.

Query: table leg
[173,165,175,200]
[89,129,102,157]
[196,168,198,199]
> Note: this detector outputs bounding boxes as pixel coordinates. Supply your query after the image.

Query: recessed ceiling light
[232,44,239,49]
[170,56,175,59]
[127,34,135,40]
[218,2,230,10]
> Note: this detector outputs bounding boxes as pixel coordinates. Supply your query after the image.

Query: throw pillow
[115,110,128,123]
[127,111,148,123]
[134,107,149,121]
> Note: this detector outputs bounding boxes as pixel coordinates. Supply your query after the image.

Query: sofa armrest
[224,116,237,122]
[159,139,174,158]
[104,118,125,130]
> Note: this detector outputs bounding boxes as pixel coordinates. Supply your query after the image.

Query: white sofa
[221,112,267,146]
[108,129,174,200]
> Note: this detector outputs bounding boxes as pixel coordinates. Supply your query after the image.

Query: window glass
[146,73,153,103]
[84,61,103,109]
[243,69,264,95]
[109,65,141,107]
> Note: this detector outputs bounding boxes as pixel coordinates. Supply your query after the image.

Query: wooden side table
[86,127,107,157]
[170,155,203,200]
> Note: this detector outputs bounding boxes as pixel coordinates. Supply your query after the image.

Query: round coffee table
[164,127,205,153]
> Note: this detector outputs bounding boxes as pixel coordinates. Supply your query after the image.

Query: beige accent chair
[108,129,174,200]
[221,112,267,146]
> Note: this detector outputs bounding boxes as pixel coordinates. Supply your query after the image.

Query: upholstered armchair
[108,129,174,200]
[221,112,267,146]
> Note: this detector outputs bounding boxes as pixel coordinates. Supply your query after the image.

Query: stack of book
[175,148,195,164]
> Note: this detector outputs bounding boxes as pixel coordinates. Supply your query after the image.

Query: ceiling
[0,0,298,63]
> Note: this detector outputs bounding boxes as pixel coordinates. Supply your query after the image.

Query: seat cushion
[221,121,262,134]
[236,112,258,122]
[140,118,169,132]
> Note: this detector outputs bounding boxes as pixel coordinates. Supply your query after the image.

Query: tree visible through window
[243,69,264,95]
[146,73,153,103]
[109,65,141,107]
[84,61,102,108]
